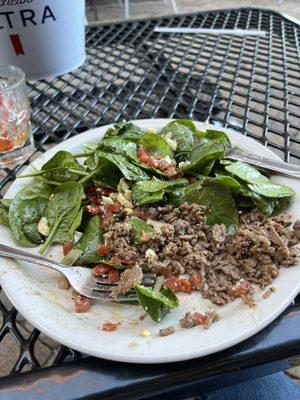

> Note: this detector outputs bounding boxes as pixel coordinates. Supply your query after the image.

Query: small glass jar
[0,65,34,168]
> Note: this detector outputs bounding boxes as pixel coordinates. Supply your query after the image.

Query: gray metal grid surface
[0,7,299,377]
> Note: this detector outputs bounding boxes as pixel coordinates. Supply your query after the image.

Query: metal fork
[0,244,156,302]
[226,148,300,180]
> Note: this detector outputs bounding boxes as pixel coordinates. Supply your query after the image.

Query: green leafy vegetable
[225,161,295,198]
[0,199,11,227]
[179,180,239,228]
[132,177,188,206]
[160,119,195,153]
[134,284,179,322]
[181,138,227,174]
[61,249,83,266]
[139,132,170,159]
[95,151,150,182]
[247,182,295,198]
[130,217,155,245]
[9,183,53,247]
[98,137,137,156]
[205,129,231,147]
[74,215,104,264]
[105,122,145,141]
[40,182,83,253]
[40,151,86,183]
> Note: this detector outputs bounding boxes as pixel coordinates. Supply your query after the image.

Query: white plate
[0,119,299,364]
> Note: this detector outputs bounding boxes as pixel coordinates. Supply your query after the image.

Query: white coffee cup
[0,0,86,80]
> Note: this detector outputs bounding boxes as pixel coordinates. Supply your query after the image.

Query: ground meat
[103,204,299,307]
[110,265,143,299]
[159,326,175,336]
[293,220,300,240]
[179,312,201,329]
[204,311,220,329]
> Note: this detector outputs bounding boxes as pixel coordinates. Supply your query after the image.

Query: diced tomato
[74,295,91,313]
[93,264,114,276]
[166,165,177,176]
[63,240,73,256]
[84,205,101,215]
[108,269,120,283]
[95,186,116,197]
[137,145,158,168]
[110,255,136,266]
[230,280,252,298]
[164,276,181,292]
[102,212,112,223]
[97,244,110,256]
[106,201,122,213]
[179,279,192,294]
[189,273,202,290]
[102,322,118,332]
[158,159,169,171]
[192,312,205,325]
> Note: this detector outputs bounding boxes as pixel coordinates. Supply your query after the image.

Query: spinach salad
[1,120,298,332]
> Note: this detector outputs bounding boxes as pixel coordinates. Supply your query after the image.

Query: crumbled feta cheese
[124,189,132,200]
[164,155,172,164]
[147,127,157,134]
[102,196,114,205]
[37,217,50,237]
[124,208,134,215]
[118,178,129,193]
[117,193,133,209]
[163,131,173,140]
[141,330,151,338]
[165,137,177,151]
[109,192,117,200]
[145,249,158,262]
[178,160,191,169]
[147,219,166,233]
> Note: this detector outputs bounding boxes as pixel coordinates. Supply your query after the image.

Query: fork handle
[0,243,66,274]
[227,150,300,179]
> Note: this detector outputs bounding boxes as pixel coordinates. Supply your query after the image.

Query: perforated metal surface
[0,7,299,378]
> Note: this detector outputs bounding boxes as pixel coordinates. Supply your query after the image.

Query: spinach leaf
[95,151,150,182]
[74,215,104,264]
[61,249,83,266]
[9,183,53,247]
[225,161,270,184]
[132,186,164,206]
[134,284,179,322]
[41,151,86,183]
[139,132,170,158]
[248,182,295,198]
[181,138,227,174]
[92,158,122,189]
[160,119,195,153]
[130,217,155,245]
[105,122,145,141]
[98,137,137,156]
[40,182,83,253]
[132,177,188,206]
[179,180,239,228]
[0,199,11,227]
[205,129,231,147]
[225,161,295,198]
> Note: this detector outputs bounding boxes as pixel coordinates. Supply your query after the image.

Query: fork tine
[85,273,157,292]
[79,287,139,302]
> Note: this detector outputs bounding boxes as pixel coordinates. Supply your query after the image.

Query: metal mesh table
[0,7,300,399]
